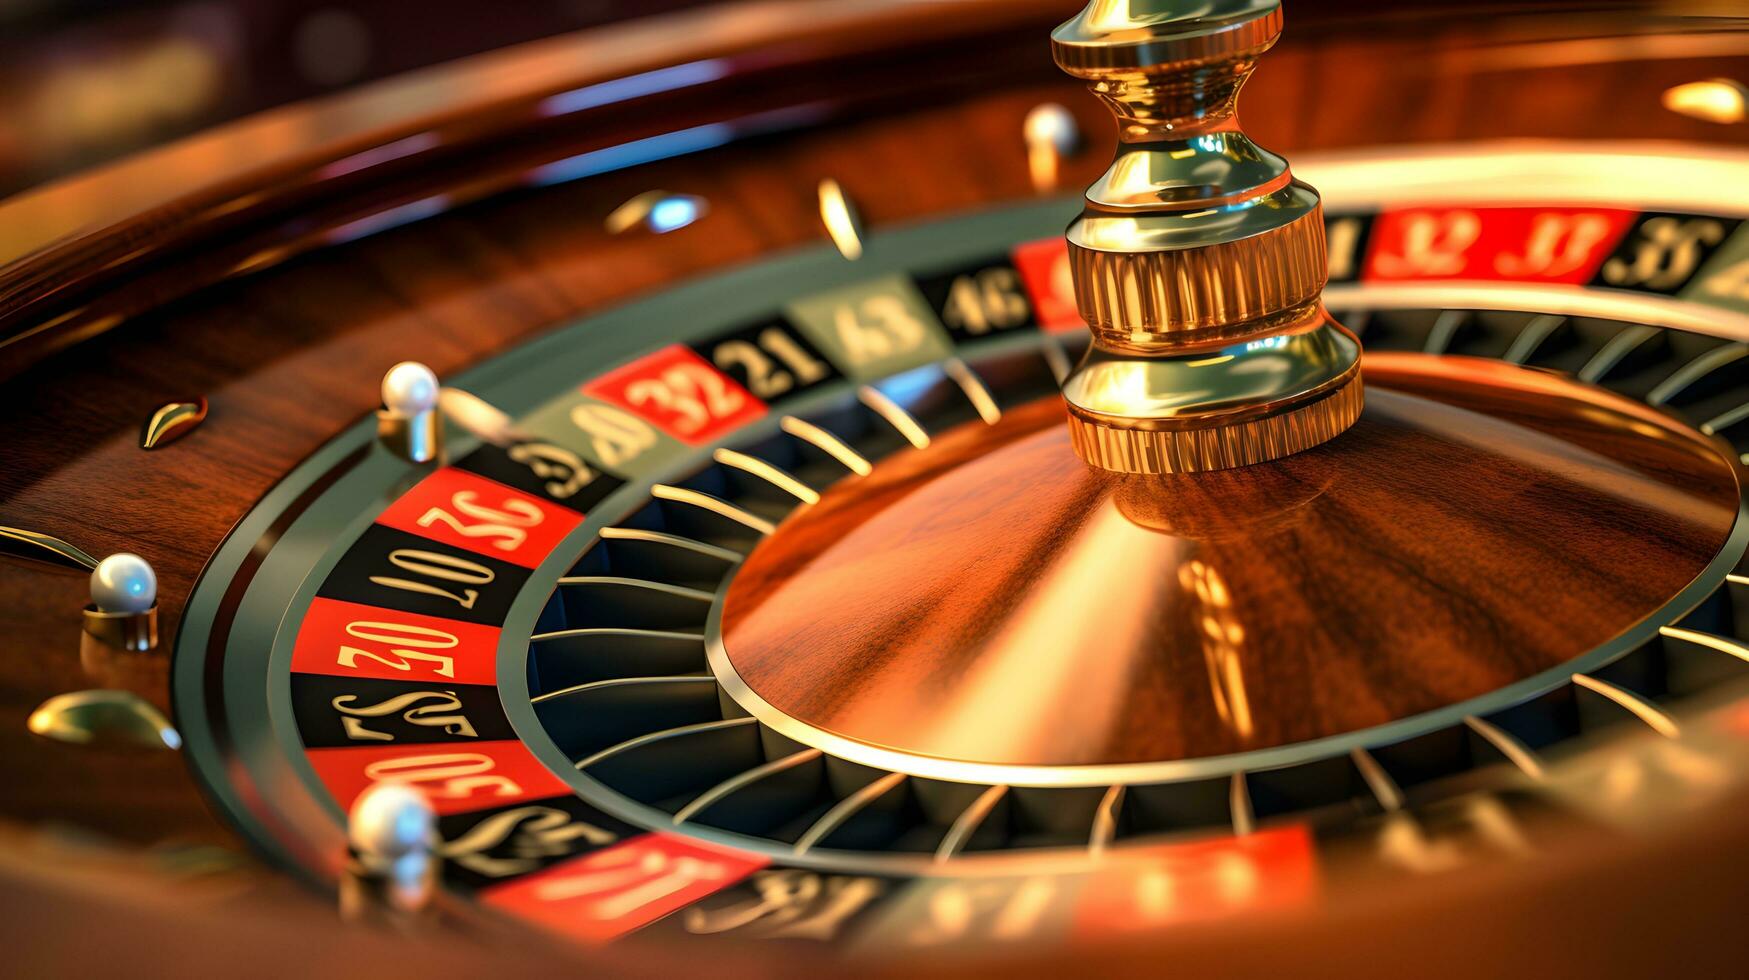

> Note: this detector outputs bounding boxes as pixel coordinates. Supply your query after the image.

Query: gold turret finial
[1052,0,1361,474]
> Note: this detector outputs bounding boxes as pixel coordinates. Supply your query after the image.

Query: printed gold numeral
[441,806,618,877]
[1495,212,1616,277]
[941,268,1029,335]
[570,403,658,468]
[337,619,461,677]
[331,690,477,741]
[1603,217,1726,290]
[368,548,494,610]
[363,751,523,800]
[833,295,928,364]
[507,442,596,499]
[417,490,544,552]
[712,328,829,400]
[684,870,883,940]
[1372,210,1480,278]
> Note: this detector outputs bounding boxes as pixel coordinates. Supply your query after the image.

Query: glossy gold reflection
[1051,0,1361,471]
[0,525,98,571]
[139,398,207,449]
[817,179,864,261]
[28,690,180,749]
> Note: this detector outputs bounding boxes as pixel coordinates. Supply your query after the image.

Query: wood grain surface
[0,0,1743,869]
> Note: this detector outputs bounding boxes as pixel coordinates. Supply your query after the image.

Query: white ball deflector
[89,553,157,614]
[348,781,436,860]
[381,361,439,416]
[1023,102,1079,155]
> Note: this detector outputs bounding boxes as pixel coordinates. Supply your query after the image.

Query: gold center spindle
[1052,0,1361,474]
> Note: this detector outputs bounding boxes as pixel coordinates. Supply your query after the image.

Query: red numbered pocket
[1012,237,1083,333]
[292,597,501,686]
[481,833,768,944]
[374,467,580,567]
[1365,206,1636,285]
[305,741,569,816]
[583,344,767,444]
[1072,825,1317,935]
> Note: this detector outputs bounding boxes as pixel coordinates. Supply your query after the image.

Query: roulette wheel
[6,0,1749,973]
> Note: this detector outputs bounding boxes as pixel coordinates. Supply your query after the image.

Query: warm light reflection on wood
[1663,79,1748,125]
[1180,560,1253,743]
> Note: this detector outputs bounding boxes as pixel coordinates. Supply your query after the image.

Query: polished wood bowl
[2,0,1748,974]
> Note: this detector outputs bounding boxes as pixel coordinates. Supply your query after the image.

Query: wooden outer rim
[0,0,1075,378]
[2,2,1733,381]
